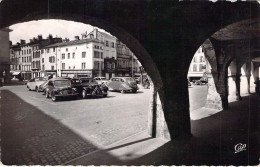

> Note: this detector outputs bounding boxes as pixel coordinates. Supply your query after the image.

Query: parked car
[45,77,78,102]
[38,80,49,92]
[107,77,138,93]
[93,77,109,85]
[79,77,108,98]
[27,77,48,92]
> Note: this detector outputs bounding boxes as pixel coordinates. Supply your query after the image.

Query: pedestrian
[255,77,260,97]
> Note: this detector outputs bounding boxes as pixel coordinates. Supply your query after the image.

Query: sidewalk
[67,94,259,166]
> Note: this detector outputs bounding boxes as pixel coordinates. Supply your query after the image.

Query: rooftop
[44,38,102,48]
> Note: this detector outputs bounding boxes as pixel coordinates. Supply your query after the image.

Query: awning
[12,71,21,75]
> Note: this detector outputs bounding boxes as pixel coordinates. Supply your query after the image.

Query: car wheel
[82,90,87,99]
[51,93,57,102]
[132,89,137,93]
[46,91,49,98]
[35,86,39,92]
[121,90,125,94]
[27,86,31,91]
[103,94,107,97]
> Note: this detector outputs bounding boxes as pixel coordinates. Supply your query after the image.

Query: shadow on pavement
[124,94,259,166]
[0,90,120,165]
[1,89,259,166]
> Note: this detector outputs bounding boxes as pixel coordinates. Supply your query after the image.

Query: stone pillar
[205,71,223,110]
[160,71,191,139]
[235,72,242,100]
[148,84,171,140]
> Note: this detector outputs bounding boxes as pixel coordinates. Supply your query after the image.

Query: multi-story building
[187,46,207,82]
[116,39,140,77]
[86,29,117,78]
[30,34,62,78]
[43,38,104,78]
[20,40,32,80]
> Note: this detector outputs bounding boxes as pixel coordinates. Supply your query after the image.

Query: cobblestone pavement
[0,85,152,165]
[1,90,97,165]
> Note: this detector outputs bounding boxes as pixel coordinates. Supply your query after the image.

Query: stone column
[235,71,242,100]
[154,71,191,139]
[205,71,223,110]
[148,84,171,140]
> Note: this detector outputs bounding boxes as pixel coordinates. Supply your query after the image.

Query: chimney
[20,39,26,45]
[38,35,43,40]
[29,39,33,43]
[48,34,53,39]
[74,36,80,40]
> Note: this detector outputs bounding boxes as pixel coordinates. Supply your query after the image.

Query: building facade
[42,38,104,78]
[20,40,32,80]
[31,35,62,78]
[187,46,207,82]
[0,27,12,85]
[116,39,140,77]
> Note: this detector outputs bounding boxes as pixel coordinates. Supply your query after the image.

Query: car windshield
[125,78,135,82]
[100,77,107,80]
[81,79,90,83]
[37,77,48,81]
[54,80,71,87]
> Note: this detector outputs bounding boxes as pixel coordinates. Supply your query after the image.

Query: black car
[45,77,78,102]
[79,77,108,98]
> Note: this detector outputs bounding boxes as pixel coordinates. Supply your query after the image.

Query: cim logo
[234,143,246,154]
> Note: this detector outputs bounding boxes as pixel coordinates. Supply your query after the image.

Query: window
[47,48,49,53]
[41,49,44,54]
[69,66,71,69]
[51,66,54,70]
[62,53,65,59]
[53,48,55,52]
[42,58,44,63]
[105,41,109,47]
[111,42,115,48]
[73,66,75,69]
[193,57,196,63]
[193,64,197,72]
[68,53,70,59]
[62,63,65,70]
[42,65,45,71]
[199,64,203,72]
[82,62,86,69]
[72,53,75,59]
[82,52,86,58]
[66,48,68,52]
[200,56,203,62]
[94,51,103,59]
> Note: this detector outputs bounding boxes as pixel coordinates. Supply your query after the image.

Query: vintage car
[79,77,108,98]
[106,77,138,93]
[27,77,48,92]
[38,80,49,92]
[93,77,109,85]
[45,77,78,102]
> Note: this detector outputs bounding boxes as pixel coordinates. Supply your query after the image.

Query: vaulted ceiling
[211,18,260,41]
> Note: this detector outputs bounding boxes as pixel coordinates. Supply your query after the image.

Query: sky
[9,19,109,44]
